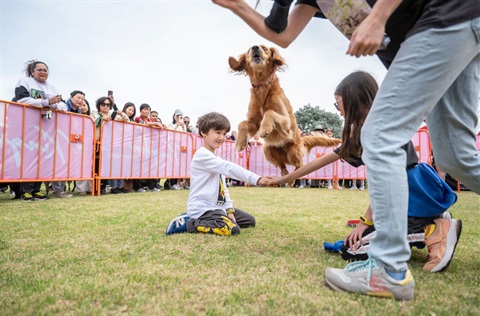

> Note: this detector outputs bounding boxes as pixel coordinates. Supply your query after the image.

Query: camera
[42,110,52,119]
[179,116,183,121]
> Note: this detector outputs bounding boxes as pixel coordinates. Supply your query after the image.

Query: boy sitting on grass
[166,112,268,236]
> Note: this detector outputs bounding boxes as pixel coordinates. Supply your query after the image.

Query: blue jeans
[109,179,124,188]
[361,18,480,272]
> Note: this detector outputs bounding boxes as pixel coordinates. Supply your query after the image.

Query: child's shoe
[423,218,462,272]
[166,213,189,235]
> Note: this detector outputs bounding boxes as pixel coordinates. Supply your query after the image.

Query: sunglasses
[100,103,111,107]
[333,97,342,111]
[184,120,190,124]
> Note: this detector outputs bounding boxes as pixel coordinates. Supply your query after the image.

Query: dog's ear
[229,54,246,73]
[270,47,286,71]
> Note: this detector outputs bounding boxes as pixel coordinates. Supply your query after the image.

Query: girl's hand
[266,176,283,185]
[344,223,369,250]
[102,115,112,121]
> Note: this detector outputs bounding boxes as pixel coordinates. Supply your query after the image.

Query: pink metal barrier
[192,135,248,170]
[0,100,95,183]
[4,98,471,194]
[411,129,432,164]
[99,120,194,179]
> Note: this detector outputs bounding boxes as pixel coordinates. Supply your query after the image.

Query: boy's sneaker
[33,191,48,201]
[136,188,146,193]
[325,255,415,301]
[22,192,34,201]
[423,218,462,272]
[166,213,190,235]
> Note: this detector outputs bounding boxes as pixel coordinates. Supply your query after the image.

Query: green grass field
[1,187,479,315]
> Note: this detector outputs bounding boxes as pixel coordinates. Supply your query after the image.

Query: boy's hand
[256,177,269,186]
[228,213,236,222]
[266,176,283,185]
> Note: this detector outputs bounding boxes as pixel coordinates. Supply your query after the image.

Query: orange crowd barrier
[0,100,95,186]
[4,99,466,194]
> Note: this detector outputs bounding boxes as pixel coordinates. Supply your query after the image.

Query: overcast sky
[0,0,387,131]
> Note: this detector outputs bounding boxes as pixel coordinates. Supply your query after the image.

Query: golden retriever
[229,45,342,177]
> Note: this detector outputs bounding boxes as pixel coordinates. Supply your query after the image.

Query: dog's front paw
[258,125,273,138]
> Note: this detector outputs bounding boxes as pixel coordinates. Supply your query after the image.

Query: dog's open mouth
[252,53,264,64]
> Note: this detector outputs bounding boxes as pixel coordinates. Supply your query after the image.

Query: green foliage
[295,104,343,137]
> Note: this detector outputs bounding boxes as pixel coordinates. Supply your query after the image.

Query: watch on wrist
[359,215,373,227]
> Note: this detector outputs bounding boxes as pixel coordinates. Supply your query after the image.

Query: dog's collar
[251,71,276,88]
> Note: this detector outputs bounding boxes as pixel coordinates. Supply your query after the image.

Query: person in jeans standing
[213,0,480,300]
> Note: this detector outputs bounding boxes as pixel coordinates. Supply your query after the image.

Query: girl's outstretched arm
[268,151,340,185]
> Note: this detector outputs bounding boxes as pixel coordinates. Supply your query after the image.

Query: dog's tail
[302,135,342,152]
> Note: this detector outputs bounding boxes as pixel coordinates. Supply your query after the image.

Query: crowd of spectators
[4,59,215,201]
[3,59,363,200]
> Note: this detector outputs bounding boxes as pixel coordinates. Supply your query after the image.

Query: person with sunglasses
[91,97,129,194]
[183,116,192,133]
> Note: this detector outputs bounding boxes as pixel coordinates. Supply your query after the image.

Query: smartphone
[107,90,113,97]
[110,111,117,120]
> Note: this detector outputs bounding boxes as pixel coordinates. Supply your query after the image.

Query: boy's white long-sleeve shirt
[187,146,260,219]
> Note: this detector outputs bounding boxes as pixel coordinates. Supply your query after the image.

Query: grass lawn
[0,187,479,315]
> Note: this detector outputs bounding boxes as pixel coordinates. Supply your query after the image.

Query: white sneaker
[325,255,415,300]
[171,184,182,190]
[359,186,365,190]
[327,185,333,189]
[298,185,305,189]
[350,186,357,190]
[151,188,160,192]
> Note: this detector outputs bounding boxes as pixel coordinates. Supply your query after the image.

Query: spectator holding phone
[167,109,187,190]
[167,109,186,132]
[13,59,67,111]
[12,60,68,201]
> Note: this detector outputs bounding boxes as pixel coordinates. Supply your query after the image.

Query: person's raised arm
[268,151,340,185]
[212,0,317,48]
